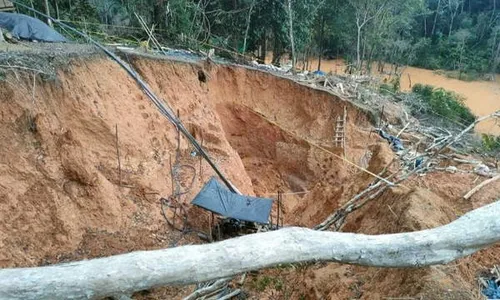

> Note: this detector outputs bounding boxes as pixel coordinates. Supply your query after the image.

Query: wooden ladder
[334,106,347,156]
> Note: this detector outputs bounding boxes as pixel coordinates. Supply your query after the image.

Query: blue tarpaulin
[0,12,67,42]
[378,129,404,151]
[483,279,500,299]
[191,177,273,224]
[313,70,326,76]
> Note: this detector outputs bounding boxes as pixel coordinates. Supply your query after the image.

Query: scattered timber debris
[480,265,500,299]
[315,109,500,231]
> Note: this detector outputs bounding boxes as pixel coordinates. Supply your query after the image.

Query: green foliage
[252,275,284,292]
[481,134,500,152]
[412,83,476,124]
[10,0,500,77]
[379,83,393,94]
[379,76,401,94]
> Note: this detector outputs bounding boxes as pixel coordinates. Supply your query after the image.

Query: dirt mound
[343,186,456,234]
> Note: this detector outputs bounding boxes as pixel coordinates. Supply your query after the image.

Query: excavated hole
[1,52,497,299]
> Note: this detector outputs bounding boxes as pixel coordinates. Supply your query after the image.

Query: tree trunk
[286,0,296,74]
[491,31,500,76]
[356,25,362,70]
[317,14,325,72]
[367,46,375,74]
[492,41,500,76]
[242,0,256,54]
[54,0,61,20]
[0,200,499,299]
[258,31,267,64]
[360,37,367,74]
[449,13,455,38]
[431,0,441,37]
[271,39,283,66]
[29,0,36,17]
[424,15,427,37]
[44,0,52,27]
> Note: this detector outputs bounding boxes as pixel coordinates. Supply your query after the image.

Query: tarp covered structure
[0,12,67,42]
[377,129,404,151]
[192,177,273,224]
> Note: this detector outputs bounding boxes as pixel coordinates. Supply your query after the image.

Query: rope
[246,106,396,186]
[12,1,241,195]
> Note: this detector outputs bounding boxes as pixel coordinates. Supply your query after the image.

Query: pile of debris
[480,265,500,299]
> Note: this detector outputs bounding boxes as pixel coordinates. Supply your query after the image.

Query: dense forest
[15,0,500,77]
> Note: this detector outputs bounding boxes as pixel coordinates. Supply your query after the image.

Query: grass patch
[252,275,285,292]
[481,134,500,159]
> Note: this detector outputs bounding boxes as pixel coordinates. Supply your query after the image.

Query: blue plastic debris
[377,129,404,152]
[313,70,326,76]
[414,157,424,169]
[483,279,500,299]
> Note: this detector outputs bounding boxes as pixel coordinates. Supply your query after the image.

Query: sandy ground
[0,44,498,299]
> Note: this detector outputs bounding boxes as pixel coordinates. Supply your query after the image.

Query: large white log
[0,200,499,300]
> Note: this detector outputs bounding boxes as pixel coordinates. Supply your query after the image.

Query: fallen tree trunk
[0,201,499,299]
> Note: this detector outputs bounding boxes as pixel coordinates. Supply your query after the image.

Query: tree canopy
[14,0,500,76]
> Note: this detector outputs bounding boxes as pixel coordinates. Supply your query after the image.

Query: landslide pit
[0,49,498,299]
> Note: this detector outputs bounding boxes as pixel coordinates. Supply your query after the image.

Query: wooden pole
[277,190,281,229]
[199,137,203,182]
[209,212,213,242]
[286,0,296,74]
[115,124,121,186]
[43,0,52,27]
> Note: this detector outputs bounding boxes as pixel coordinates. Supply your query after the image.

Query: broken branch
[463,174,500,200]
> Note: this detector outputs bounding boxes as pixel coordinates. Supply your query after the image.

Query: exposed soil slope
[0,49,498,299]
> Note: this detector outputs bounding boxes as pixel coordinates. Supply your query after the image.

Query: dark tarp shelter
[0,12,67,42]
[192,177,273,224]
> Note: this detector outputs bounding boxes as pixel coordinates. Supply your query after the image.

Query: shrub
[379,76,401,95]
[482,134,500,152]
[411,83,476,124]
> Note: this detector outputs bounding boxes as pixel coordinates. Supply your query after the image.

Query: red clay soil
[0,52,498,299]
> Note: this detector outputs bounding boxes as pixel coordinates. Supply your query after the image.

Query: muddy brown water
[315,59,500,135]
[268,55,500,135]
